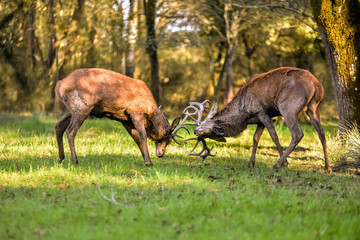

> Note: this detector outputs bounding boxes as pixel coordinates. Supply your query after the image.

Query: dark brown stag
[190,67,331,172]
[55,68,180,166]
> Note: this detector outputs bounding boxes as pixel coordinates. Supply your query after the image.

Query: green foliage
[0,0,336,117]
[1,116,359,239]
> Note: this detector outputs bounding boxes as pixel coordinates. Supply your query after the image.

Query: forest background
[1,2,360,238]
[0,0,359,129]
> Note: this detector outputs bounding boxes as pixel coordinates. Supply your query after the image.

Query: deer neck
[213,98,249,137]
[147,108,170,141]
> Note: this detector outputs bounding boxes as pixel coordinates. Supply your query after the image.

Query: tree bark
[126,0,138,78]
[310,0,360,129]
[144,0,161,104]
[54,0,85,115]
[58,0,85,79]
[223,1,240,104]
[47,0,59,113]
[25,1,36,67]
[224,42,236,104]
[46,0,56,68]
[242,31,256,76]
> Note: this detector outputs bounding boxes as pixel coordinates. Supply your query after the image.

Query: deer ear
[205,102,218,120]
[170,117,181,132]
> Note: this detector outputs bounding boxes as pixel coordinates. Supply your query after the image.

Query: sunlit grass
[0,115,359,239]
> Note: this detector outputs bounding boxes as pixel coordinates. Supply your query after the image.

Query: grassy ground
[0,115,359,240]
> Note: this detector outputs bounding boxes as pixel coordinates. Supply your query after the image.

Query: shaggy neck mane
[212,89,249,137]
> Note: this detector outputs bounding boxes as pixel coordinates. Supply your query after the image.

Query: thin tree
[126,0,138,78]
[143,0,161,104]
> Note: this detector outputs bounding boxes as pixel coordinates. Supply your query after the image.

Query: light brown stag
[55,68,180,166]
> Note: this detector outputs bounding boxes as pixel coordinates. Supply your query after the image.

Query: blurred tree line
[0,0,358,127]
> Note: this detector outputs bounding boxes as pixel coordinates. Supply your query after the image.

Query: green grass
[0,115,359,240]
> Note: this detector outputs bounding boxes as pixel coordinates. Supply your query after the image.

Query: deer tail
[314,81,324,105]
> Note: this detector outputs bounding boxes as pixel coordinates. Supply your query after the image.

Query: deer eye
[213,126,224,136]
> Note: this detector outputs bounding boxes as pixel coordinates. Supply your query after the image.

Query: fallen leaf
[34,227,47,235]
[158,207,168,212]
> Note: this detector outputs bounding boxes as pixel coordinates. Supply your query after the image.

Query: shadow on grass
[0,153,147,173]
[0,115,124,136]
[332,159,360,175]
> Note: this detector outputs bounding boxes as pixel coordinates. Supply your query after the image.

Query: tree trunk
[214,49,228,100]
[310,0,360,129]
[58,0,85,79]
[25,1,36,67]
[242,31,256,76]
[46,0,56,68]
[47,0,58,113]
[126,0,138,78]
[144,0,161,104]
[86,26,97,67]
[224,43,236,104]
[223,1,240,104]
[55,0,85,116]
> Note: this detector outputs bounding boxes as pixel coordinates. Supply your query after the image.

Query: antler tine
[186,137,216,162]
[173,100,216,162]
[172,100,211,144]
[183,100,210,124]
[172,114,195,145]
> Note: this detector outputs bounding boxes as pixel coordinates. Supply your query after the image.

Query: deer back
[55,68,158,117]
[234,67,321,115]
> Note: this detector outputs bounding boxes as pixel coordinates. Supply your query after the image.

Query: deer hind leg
[55,113,71,163]
[248,124,265,168]
[65,112,89,164]
[306,103,331,173]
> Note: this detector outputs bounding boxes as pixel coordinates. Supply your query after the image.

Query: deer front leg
[258,112,287,166]
[123,118,153,166]
[248,124,265,168]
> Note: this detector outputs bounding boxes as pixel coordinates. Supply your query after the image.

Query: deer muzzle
[155,142,166,158]
[194,126,211,137]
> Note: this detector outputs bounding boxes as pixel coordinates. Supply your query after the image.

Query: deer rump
[191,67,331,172]
[55,68,180,166]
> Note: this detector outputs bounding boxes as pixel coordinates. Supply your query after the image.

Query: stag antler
[172,100,217,161]
[172,100,209,144]
[186,137,216,162]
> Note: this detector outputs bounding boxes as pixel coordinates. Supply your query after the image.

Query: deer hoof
[145,162,153,168]
[272,163,281,169]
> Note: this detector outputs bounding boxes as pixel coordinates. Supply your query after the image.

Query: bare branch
[96,166,128,208]
[294,15,318,32]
